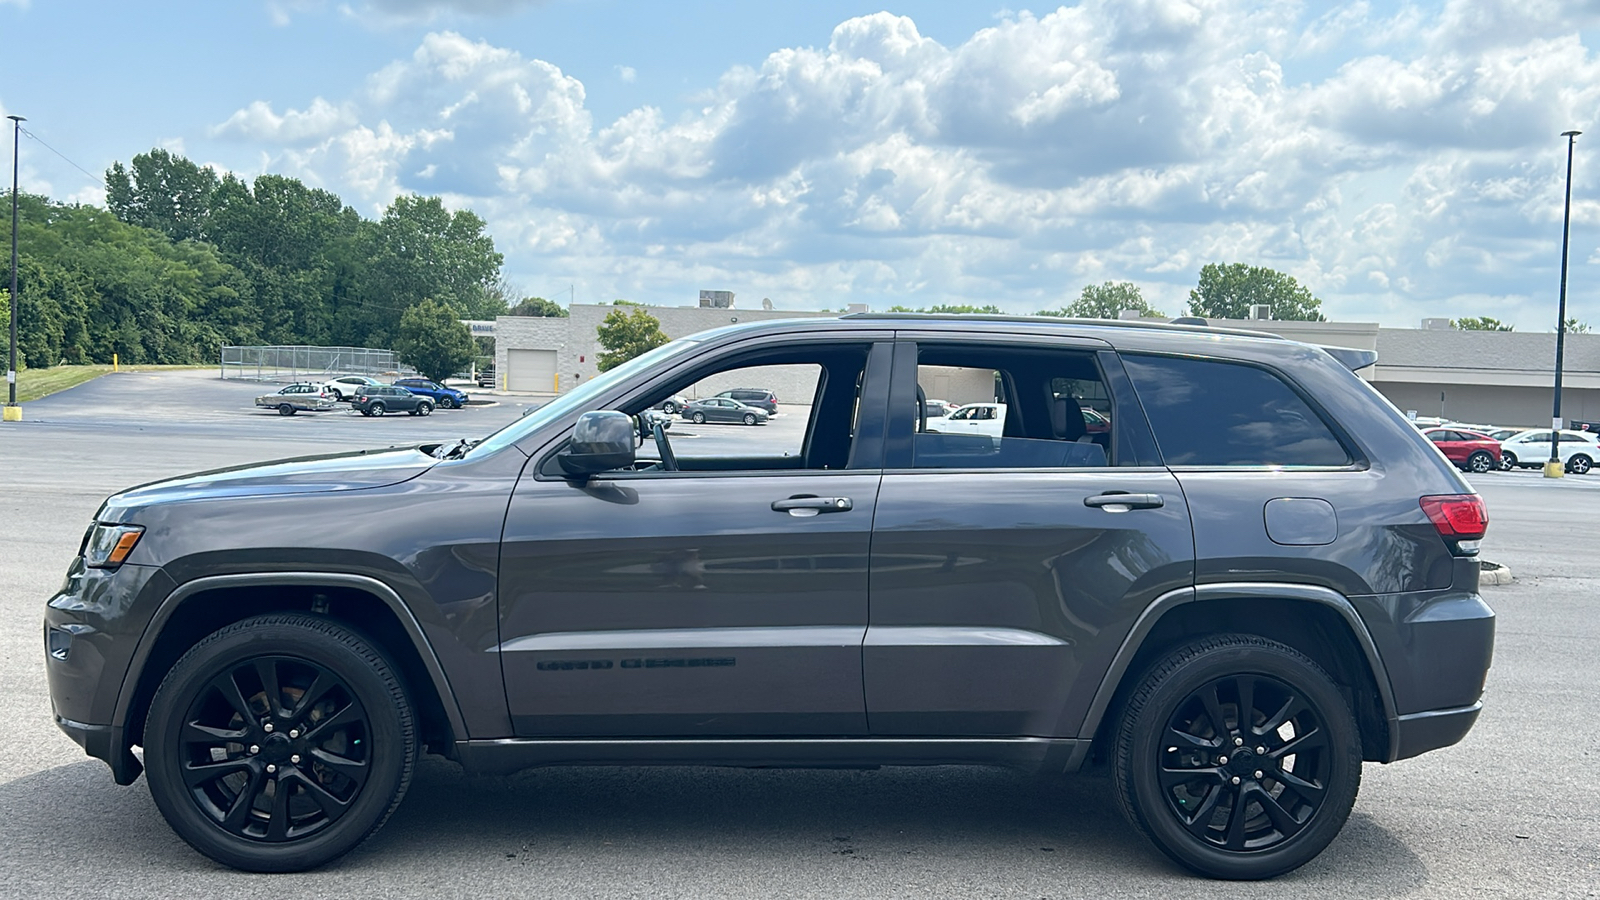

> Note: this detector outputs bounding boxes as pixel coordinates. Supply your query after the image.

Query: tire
[143,614,416,872]
[1111,634,1361,880]
[278,404,296,417]
[1501,451,1518,470]
[692,412,706,424]
[416,401,433,417]
[663,402,678,415]
[1467,451,1494,474]
[1568,454,1592,475]
[328,390,343,401]
[369,402,385,417]
[743,413,757,426]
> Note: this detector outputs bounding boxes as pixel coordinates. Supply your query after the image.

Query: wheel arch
[1079,583,1399,767]
[114,573,466,773]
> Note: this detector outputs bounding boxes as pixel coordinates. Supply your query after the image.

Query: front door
[496,340,891,737]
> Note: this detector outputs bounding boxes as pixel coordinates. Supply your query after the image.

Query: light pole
[4,114,22,422]
[1547,129,1581,477]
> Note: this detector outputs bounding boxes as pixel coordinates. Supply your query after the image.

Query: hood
[98,445,440,517]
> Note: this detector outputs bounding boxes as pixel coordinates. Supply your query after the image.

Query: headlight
[83,523,145,568]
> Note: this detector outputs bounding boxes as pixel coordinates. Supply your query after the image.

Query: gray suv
[44,315,1493,878]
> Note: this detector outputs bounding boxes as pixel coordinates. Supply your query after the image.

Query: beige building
[494,303,1600,429]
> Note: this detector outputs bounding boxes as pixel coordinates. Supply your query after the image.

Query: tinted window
[1122,355,1350,467]
[1521,432,1551,442]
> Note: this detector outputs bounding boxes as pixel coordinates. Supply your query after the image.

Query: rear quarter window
[1122,354,1352,467]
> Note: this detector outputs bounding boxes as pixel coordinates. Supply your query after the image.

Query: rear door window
[1121,354,1351,467]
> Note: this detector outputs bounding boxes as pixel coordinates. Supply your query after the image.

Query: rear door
[865,339,1194,737]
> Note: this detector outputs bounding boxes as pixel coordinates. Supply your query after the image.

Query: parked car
[713,387,778,414]
[350,384,434,417]
[253,383,336,416]
[475,367,496,389]
[655,395,690,415]
[1498,428,1599,473]
[1422,428,1502,474]
[322,375,385,401]
[680,396,769,425]
[922,398,954,418]
[926,401,1006,439]
[1081,406,1111,433]
[46,315,1492,879]
[1486,428,1525,441]
[394,377,470,409]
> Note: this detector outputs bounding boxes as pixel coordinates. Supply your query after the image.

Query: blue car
[394,377,470,409]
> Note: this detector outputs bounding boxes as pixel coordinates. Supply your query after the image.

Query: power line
[19,126,105,188]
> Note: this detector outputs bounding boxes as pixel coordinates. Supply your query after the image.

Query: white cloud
[213,3,1600,326]
[615,65,636,83]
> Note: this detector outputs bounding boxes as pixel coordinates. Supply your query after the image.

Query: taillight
[1420,494,1488,541]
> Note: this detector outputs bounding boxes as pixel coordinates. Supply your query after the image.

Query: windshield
[468,338,705,458]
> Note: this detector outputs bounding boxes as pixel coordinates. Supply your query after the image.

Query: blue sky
[4,0,1600,329]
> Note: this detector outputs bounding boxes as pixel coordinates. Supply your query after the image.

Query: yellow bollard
[113,353,119,372]
[2,405,20,422]
[1544,460,1566,478]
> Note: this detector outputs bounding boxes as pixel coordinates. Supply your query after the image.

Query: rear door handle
[1084,492,1164,512]
[773,496,853,516]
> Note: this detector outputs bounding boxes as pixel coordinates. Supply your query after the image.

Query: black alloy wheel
[692,411,706,424]
[1467,451,1494,474]
[144,614,415,872]
[1569,454,1592,475]
[278,404,296,417]
[1113,634,1360,880]
[743,413,758,426]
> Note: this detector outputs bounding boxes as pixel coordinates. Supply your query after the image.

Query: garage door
[507,349,558,392]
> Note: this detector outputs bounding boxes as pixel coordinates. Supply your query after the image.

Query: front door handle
[772,496,853,517]
[1084,492,1164,512]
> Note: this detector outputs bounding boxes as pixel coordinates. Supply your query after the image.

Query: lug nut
[264,723,274,733]
[1218,756,1229,765]
[289,729,299,739]
[249,745,260,755]
[1231,776,1241,785]
[1234,737,1244,746]
[1254,770,1263,779]
[291,754,301,764]
[266,764,277,774]
[1256,746,1266,754]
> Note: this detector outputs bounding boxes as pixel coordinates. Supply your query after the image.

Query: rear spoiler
[1320,345,1377,372]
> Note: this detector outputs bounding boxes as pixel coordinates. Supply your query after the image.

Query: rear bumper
[1393,702,1482,761]
[54,716,142,784]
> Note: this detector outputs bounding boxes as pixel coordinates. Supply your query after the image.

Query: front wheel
[1568,454,1592,475]
[692,412,706,424]
[743,413,757,426]
[1467,451,1494,474]
[416,401,433,416]
[278,404,296,417]
[143,614,416,872]
[1112,634,1361,880]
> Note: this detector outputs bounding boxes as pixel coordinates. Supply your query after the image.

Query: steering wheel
[652,421,678,472]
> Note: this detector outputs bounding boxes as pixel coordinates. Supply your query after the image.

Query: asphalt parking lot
[1,370,1597,898]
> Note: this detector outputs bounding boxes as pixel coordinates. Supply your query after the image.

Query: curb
[1480,560,1513,586]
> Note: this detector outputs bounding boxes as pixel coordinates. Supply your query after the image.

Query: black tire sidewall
[744,414,756,425]
[693,412,705,424]
[371,403,385,416]
[1469,452,1491,473]
[144,615,415,872]
[1114,636,1361,880]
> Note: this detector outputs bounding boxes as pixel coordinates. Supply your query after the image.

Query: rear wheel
[143,614,416,872]
[1112,634,1361,880]
[369,403,385,417]
[663,401,679,414]
[1467,451,1494,474]
[277,404,296,417]
[1568,454,1592,475]
[1501,451,1518,469]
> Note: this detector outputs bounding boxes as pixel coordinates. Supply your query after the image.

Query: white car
[927,402,1007,438]
[323,375,385,401]
[1498,429,1599,474]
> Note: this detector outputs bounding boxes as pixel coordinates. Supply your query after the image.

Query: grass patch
[14,364,209,403]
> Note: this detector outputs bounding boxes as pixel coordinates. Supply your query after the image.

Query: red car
[1423,427,1502,474]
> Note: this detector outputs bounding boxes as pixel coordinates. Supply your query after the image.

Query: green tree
[1040,281,1164,319]
[509,296,568,317]
[105,149,219,242]
[1187,263,1326,321]
[395,298,476,383]
[1563,318,1590,333]
[596,307,669,371]
[886,303,1003,314]
[1453,317,1514,332]
[353,195,504,345]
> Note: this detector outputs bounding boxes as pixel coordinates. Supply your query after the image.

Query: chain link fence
[219,346,415,383]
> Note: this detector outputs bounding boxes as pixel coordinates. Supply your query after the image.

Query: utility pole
[4,114,24,422]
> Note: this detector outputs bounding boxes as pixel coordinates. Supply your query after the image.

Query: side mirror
[557,411,636,476]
